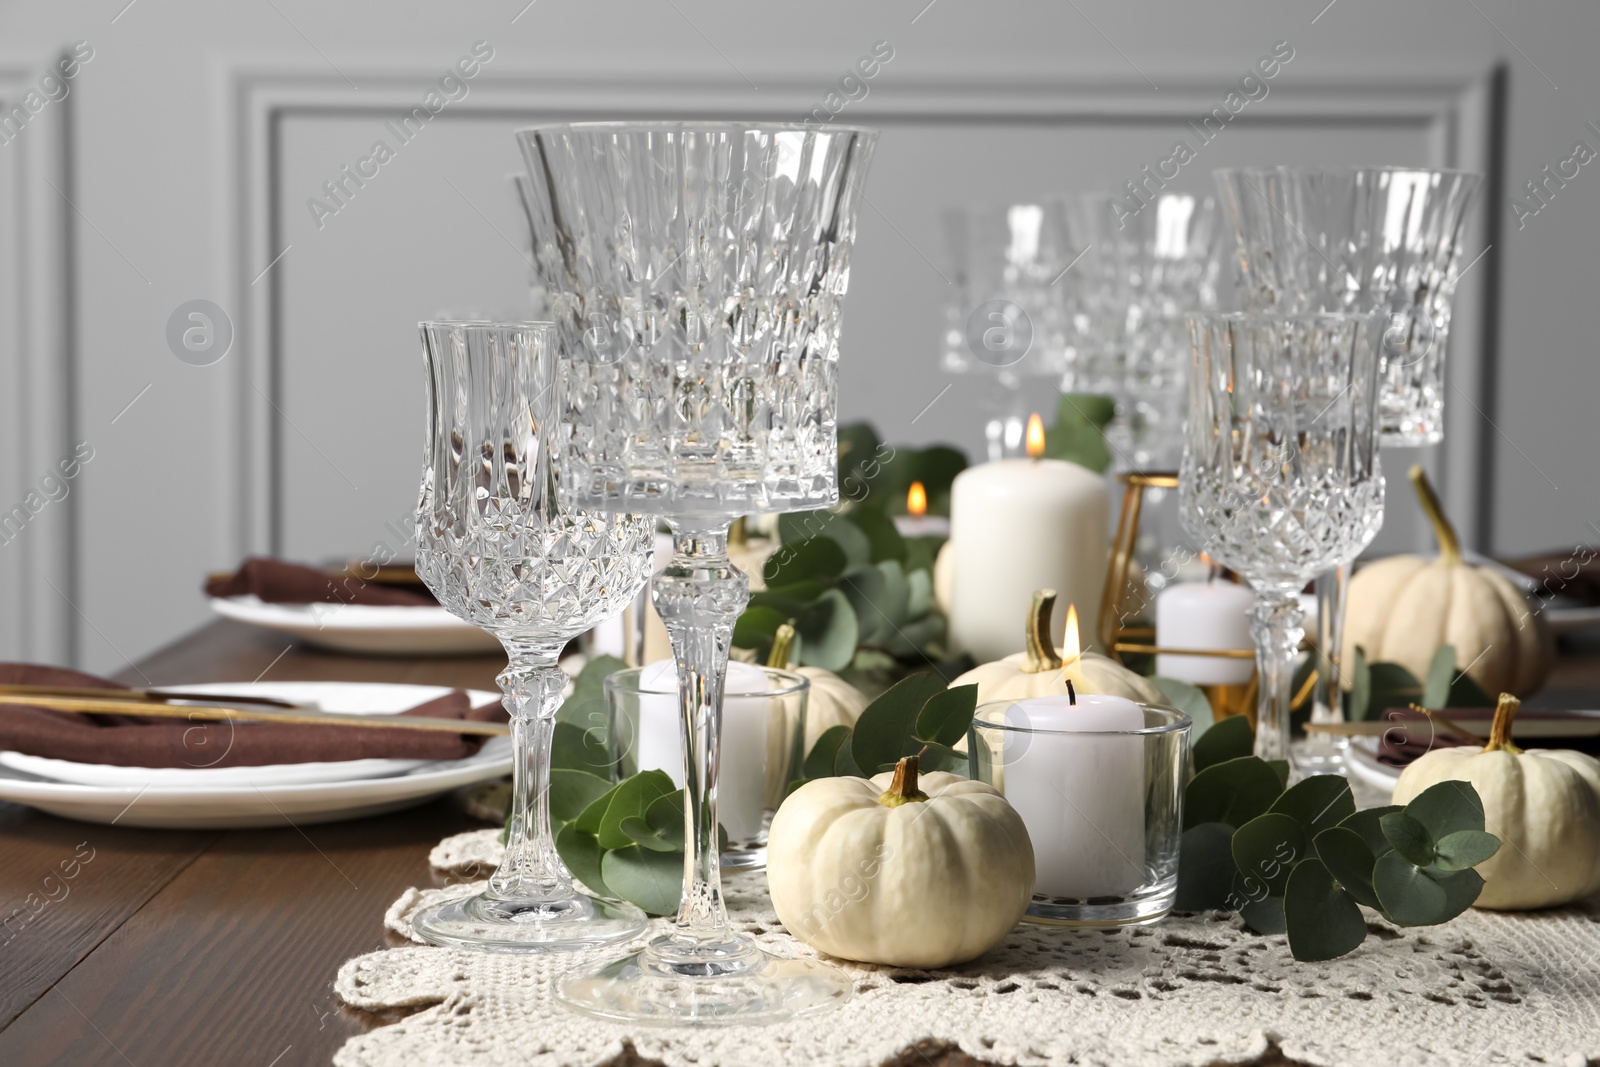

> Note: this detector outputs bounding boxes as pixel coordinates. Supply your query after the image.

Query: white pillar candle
[1002,692,1146,899]
[639,532,677,666]
[948,430,1109,663]
[1155,579,1256,684]
[633,659,772,843]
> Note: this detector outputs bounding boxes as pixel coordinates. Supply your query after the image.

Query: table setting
[4,121,1600,1067]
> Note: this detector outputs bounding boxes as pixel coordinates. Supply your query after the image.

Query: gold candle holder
[1096,471,1260,724]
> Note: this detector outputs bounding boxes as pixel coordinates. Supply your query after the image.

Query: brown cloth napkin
[0,663,506,768]
[1500,548,1600,606]
[1376,706,1600,768]
[205,557,436,607]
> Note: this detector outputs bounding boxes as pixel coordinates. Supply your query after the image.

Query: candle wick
[1067,678,1077,706]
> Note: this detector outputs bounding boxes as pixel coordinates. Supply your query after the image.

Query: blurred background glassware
[1180,311,1385,766]
[939,202,1074,461]
[606,664,807,870]
[1214,166,1481,767]
[1059,191,1221,473]
[519,120,875,1025]
[409,320,656,951]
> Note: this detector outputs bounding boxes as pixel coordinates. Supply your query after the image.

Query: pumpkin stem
[768,622,797,669]
[1409,465,1462,567]
[1022,589,1065,674]
[729,516,749,547]
[1484,693,1523,754]
[878,755,929,807]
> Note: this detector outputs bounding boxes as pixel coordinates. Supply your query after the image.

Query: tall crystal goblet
[1213,166,1480,766]
[1181,311,1385,766]
[518,121,876,1025]
[409,320,656,951]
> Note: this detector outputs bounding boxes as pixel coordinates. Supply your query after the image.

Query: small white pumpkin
[767,755,1035,967]
[1393,693,1600,910]
[767,623,869,750]
[952,589,1165,705]
[1343,466,1552,698]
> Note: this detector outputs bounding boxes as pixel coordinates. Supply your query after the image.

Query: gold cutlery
[0,690,508,736]
[1306,717,1600,741]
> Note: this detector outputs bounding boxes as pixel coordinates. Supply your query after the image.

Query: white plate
[0,681,511,828]
[210,595,502,656]
[1345,737,1398,796]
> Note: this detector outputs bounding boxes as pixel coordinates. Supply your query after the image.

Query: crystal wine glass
[409,320,656,951]
[1180,311,1385,765]
[1213,166,1480,765]
[518,120,876,1025]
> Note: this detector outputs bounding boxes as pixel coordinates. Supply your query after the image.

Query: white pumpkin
[1343,465,1552,698]
[952,589,1165,705]
[1393,693,1600,910]
[766,624,869,750]
[767,756,1035,967]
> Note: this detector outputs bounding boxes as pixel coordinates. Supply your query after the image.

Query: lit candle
[1155,575,1256,685]
[893,481,951,538]
[1001,680,1147,900]
[948,414,1110,662]
[632,659,774,843]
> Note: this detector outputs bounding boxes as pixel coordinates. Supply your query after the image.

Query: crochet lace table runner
[333,829,1600,1067]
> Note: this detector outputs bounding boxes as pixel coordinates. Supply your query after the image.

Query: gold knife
[1307,719,1600,740]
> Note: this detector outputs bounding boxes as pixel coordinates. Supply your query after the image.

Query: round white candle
[1155,579,1256,684]
[893,514,951,538]
[633,659,773,843]
[1002,692,1146,899]
[948,458,1109,663]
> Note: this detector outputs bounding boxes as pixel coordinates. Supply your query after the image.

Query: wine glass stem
[1248,591,1303,764]
[488,641,570,900]
[1311,565,1348,724]
[653,520,747,948]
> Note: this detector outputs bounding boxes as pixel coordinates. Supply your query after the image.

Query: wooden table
[2,621,1597,1067]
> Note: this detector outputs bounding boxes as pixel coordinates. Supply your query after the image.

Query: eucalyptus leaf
[1150,676,1214,735]
[902,536,944,576]
[1447,669,1496,709]
[851,672,947,774]
[1422,645,1457,710]
[1350,645,1371,721]
[879,614,946,658]
[763,535,849,587]
[1184,755,1285,829]
[555,691,608,735]
[1267,760,1291,788]
[1433,829,1501,872]
[617,815,679,852]
[915,684,977,748]
[908,568,938,619]
[1268,774,1355,837]
[1192,714,1254,771]
[1313,826,1382,909]
[1373,851,1483,926]
[834,732,865,777]
[837,422,884,490]
[596,770,677,851]
[1238,893,1287,935]
[838,564,889,644]
[1366,662,1425,720]
[1284,858,1368,962]
[803,725,852,781]
[732,605,788,659]
[572,654,627,700]
[1380,811,1436,867]
[1231,812,1307,897]
[555,824,610,897]
[1339,804,1401,858]
[551,721,612,776]
[1401,779,1487,839]
[794,590,860,672]
[549,768,615,828]
[601,845,683,916]
[1175,821,1238,911]
[844,505,908,563]
[917,741,967,774]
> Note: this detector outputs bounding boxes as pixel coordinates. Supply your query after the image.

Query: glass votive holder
[604,663,808,871]
[968,699,1191,926]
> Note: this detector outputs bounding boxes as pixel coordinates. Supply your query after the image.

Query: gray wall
[0,0,1593,674]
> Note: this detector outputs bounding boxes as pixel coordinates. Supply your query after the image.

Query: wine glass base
[555,934,853,1027]
[1291,736,1351,778]
[411,889,646,952]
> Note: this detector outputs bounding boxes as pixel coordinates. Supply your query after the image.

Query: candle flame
[1025,413,1046,458]
[1062,603,1081,666]
[906,481,927,518]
